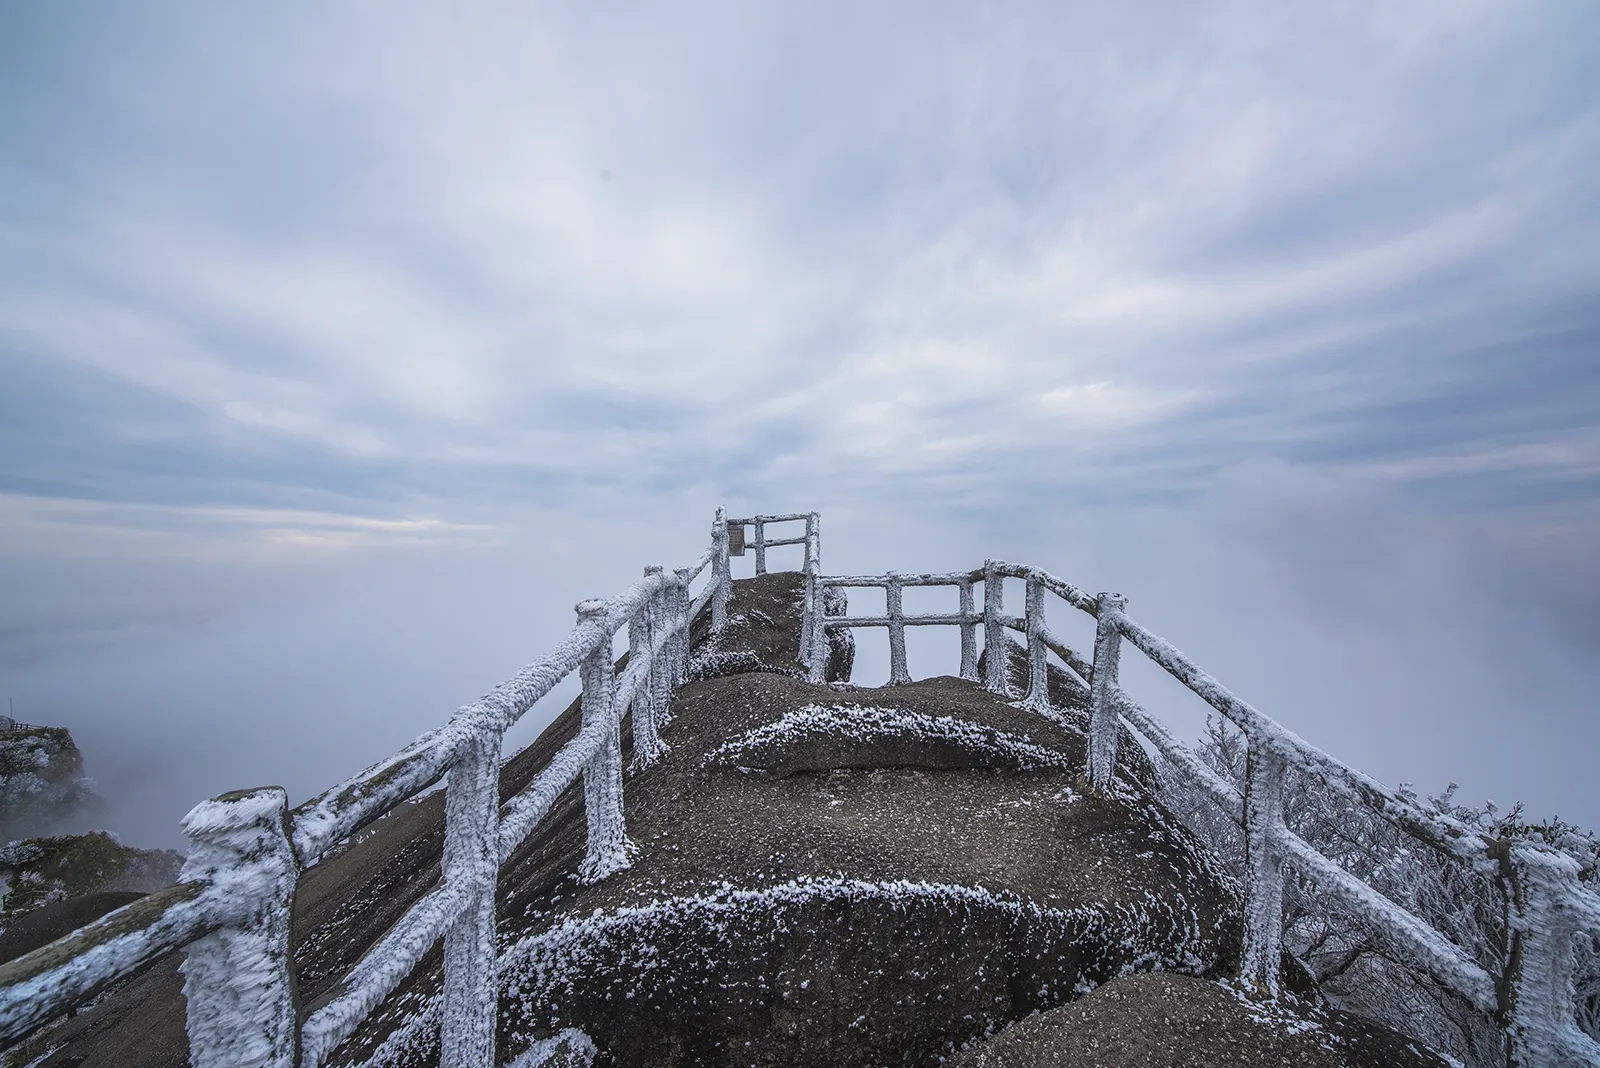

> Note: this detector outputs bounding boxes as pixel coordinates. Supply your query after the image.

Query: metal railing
[0,510,746,1068]
[812,559,1600,1068]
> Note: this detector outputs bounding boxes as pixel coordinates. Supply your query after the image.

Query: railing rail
[0,509,752,1068]
[816,558,1599,1068]
[4,513,1592,1068]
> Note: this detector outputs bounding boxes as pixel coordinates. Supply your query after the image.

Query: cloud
[1,2,1597,841]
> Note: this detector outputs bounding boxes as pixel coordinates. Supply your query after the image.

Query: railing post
[1241,740,1287,995]
[807,580,831,685]
[439,713,503,1068]
[886,574,910,685]
[631,567,669,768]
[178,787,299,1068]
[577,600,634,882]
[982,560,1007,694]
[1087,592,1127,793]
[958,577,978,682]
[799,514,818,670]
[711,508,731,630]
[1024,572,1048,711]
[671,567,691,694]
[754,518,767,575]
[1503,842,1587,1067]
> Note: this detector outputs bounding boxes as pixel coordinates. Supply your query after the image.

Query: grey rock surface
[946,972,1451,1068]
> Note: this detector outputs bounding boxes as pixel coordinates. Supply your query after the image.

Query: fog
[2,3,1597,851]
[4,466,1597,850]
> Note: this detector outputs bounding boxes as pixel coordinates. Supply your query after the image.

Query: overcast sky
[2,2,1597,848]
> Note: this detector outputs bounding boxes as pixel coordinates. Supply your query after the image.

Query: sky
[1,2,1597,849]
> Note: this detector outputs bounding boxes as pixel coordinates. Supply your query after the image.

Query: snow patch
[705,704,1072,771]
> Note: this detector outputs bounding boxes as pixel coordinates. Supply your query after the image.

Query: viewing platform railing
[0,510,737,1068]
[808,559,1600,1068]
[1,510,1593,1068]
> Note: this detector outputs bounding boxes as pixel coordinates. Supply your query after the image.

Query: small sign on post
[727,523,746,556]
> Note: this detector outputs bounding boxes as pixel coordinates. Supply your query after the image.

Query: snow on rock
[0,832,182,929]
[705,704,1073,775]
[948,972,1453,1068]
[0,725,105,841]
[507,1027,596,1067]
[359,876,1218,1068]
[685,572,851,684]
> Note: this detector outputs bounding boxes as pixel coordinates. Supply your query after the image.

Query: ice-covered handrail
[0,509,747,1068]
[0,880,214,1040]
[815,555,1597,1068]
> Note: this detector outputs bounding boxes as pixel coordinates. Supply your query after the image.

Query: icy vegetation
[0,725,103,841]
[0,832,181,928]
[1164,716,1600,1067]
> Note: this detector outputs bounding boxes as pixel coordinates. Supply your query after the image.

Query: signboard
[728,523,746,556]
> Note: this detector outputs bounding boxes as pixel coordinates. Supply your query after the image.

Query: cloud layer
[2,2,1597,843]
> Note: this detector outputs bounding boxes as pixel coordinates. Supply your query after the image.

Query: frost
[506,1027,596,1067]
[705,704,1071,772]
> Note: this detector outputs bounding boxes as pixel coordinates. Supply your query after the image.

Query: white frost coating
[705,704,1071,771]
[1023,576,1049,712]
[1113,611,1497,865]
[1109,687,1242,819]
[507,1028,597,1067]
[627,568,669,769]
[293,568,689,867]
[1503,842,1600,1067]
[493,876,1208,1026]
[498,713,610,864]
[576,602,634,884]
[685,544,716,583]
[1087,594,1128,795]
[1240,745,1286,994]
[440,714,503,1068]
[299,882,472,1066]
[711,507,731,630]
[885,575,910,685]
[959,578,979,681]
[983,561,1007,694]
[0,512,728,1062]
[179,787,299,1068]
[688,579,717,626]
[1036,626,1093,688]
[1275,829,1498,1013]
[0,881,212,1043]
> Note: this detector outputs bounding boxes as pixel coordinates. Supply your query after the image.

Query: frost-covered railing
[0,509,749,1068]
[815,560,1600,1068]
[722,512,822,668]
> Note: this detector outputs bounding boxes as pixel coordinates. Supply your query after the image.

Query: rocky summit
[11,572,1448,1067]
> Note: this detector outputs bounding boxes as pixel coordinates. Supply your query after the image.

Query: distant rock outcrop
[0,832,182,932]
[0,723,104,841]
[0,721,182,971]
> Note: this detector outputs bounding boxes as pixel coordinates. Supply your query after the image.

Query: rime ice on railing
[815,555,1600,1068]
[0,512,737,1068]
[5,510,1594,1068]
